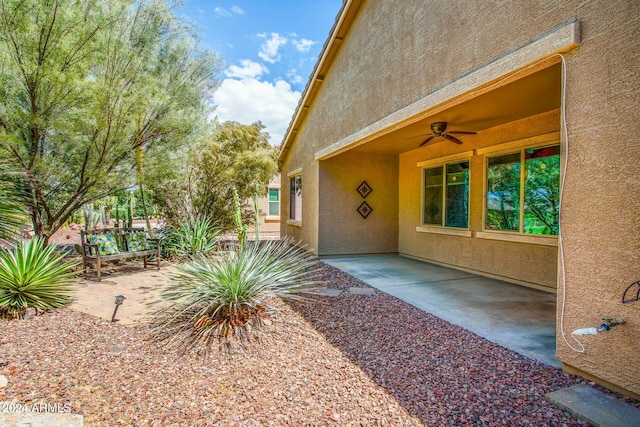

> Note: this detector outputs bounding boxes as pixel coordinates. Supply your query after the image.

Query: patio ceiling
[351,62,562,155]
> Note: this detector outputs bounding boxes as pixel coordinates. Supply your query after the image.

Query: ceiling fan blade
[419,135,436,147]
[443,134,463,144]
[448,130,477,135]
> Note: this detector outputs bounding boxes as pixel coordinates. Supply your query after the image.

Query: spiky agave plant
[162,216,220,259]
[0,238,79,318]
[150,239,320,354]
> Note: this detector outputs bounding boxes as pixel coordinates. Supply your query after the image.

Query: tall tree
[148,120,278,230]
[0,0,221,240]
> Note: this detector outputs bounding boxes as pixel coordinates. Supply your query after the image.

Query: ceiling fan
[419,122,476,147]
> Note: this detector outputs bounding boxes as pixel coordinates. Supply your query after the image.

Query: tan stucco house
[278,0,640,398]
[253,173,281,234]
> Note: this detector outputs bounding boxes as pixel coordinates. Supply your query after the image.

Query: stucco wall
[318,151,398,255]
[281,157,319,254]
[253,174,280,234]
[281,0,640,396]
[307,0,579,147]
[552,1,640,397]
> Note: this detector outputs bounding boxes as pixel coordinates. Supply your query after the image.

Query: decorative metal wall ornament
[357,181,372,198]
[357,201,373,219]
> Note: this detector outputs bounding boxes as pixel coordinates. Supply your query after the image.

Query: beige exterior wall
[281,147,320,253]
[280,0,640,396]
[318,151,398,255]
[302,0,573,146]
[551,2,640,397]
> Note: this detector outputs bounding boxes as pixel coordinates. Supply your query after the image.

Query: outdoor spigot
[596,317,625,333]
[111,295,126,322]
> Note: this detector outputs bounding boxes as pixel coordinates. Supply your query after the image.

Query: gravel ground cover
[0,262,637,426]
[287,264,640,426]
[0,309,421,426]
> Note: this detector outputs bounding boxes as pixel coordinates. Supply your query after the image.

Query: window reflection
[486,145,560,235]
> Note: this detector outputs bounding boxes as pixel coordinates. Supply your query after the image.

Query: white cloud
[212,77,301,144]
[214,6,244,17]
[230,5,245,15]
[224,59,269,79]
[286,68,303,85]
[257,32,287,63]
[293,38,316,53]
[213,7,232,17]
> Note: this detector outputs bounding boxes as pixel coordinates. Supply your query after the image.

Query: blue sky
[177,1,343,144]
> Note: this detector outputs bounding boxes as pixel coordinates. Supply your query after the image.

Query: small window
[422,161,470,228]
[268,188,279,216]
[289,174,302,221]
[486,144,560,235]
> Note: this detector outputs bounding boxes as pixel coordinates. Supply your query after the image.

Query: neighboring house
[279,1,639,398]
[252,174,281,235]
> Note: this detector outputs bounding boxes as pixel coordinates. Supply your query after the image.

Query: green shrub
[0,160,25,240]
[0,238,79,318]
[150,239,320,353]
[162,216,220,259]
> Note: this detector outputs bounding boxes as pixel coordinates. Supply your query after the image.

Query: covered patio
[279,0,639,401]
[322,254,558,367]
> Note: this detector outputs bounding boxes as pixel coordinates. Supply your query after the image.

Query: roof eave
[278,0,362,166]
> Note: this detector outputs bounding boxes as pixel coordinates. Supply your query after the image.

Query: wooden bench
[80,227,160,281]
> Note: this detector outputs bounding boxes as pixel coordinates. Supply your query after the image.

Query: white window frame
[477,132,560,246]
[266,187,280,219]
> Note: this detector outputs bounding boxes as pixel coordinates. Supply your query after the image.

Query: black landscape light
[111,295,126,322]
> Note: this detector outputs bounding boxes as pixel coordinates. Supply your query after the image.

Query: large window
[268,188,279,216]
[486,144,560,235]
[289,174,302,222]
[423,161,470,228]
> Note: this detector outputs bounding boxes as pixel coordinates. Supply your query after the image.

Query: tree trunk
[135,145,152,231]
[28,191,48,244]
[253,193,260,242]
[139,184,152,231]
[128,193,134,228]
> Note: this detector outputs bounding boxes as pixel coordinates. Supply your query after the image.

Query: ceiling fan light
[418,121,476,147]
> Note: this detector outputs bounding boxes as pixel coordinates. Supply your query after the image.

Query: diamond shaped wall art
[357,181,372,198]
[357,201,373,219]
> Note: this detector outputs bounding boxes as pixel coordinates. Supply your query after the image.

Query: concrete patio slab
[546,384,640,427]
[0,411,84,426]
[349,287,376,295]
[311,288,344,297]
[323,254,559,367]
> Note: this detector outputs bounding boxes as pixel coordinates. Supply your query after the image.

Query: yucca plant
[0,238,79,318]
[150,239,320,354]
[162,216,220,259]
